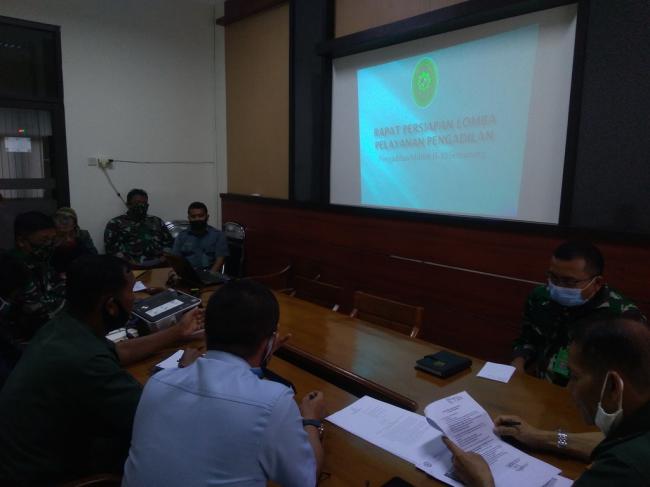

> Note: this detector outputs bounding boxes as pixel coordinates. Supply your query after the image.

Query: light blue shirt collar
[203,350,263,377]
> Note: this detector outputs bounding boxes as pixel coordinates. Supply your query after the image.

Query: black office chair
[164,220,189,239]
[222,221,245,278]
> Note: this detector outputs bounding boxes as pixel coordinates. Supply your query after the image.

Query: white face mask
[594,372,624,436]
[0,296,10,315]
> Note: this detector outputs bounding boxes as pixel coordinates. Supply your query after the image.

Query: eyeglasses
[546,271,599,288]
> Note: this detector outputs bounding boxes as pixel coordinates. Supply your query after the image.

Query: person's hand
[178,348,203,368]
[166,270,180,286]
[442,437,495,487]
[511,357,526,373]
[493,415,546,449]
[176,308,205,340]
[300,391,326,420]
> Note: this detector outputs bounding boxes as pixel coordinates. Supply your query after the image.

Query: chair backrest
[222,221,245,277]
[350,291,423,338]
[164,219,189,239]
[222,221,245,240]
[291,276,343,311]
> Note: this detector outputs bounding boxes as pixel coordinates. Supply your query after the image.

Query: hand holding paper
[418,391,560,487]
[442,437,495,487]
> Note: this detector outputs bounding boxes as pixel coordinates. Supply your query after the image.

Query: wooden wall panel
[225,3,289,198]
[335,0,467,38]
[223,195,650,362]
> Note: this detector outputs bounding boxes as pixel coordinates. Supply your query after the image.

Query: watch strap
[557,429,568,449]
[302,419,323,429]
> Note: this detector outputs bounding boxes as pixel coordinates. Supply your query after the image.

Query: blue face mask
[548,279,595,307]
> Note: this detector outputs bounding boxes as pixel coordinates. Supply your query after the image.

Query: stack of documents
[327,392,570,487]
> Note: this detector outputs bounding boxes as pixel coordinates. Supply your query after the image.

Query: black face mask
[189,219,208,233]
[101,298,131,333]
[127,203,149,220]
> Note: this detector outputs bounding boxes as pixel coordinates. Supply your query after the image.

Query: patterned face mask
[29,240,56,262]
[0,297,11,318]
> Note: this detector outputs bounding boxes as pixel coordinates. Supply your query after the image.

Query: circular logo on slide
[412,58,438,108]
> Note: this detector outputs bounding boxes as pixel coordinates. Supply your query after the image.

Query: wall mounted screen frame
[315,0,589,231]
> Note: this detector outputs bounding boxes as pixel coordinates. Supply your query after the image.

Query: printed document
[418,391,561,487]
[326,395,445,464]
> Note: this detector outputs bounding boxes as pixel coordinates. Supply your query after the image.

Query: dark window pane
[0,23,58,99]
[0,108,53,199]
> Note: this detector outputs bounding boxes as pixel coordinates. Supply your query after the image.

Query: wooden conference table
[129,269,590,486]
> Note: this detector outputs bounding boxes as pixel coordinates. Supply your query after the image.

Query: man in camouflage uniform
[104,188,173,265]
[6,212,66,341]
[512,240,646,386]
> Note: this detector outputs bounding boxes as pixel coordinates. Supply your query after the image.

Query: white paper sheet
[4,137,31,153]
[155,350,184,369]
[326,395,445,465]
[543,476,573,487]
[133,281,147,292]
[477,362,516,383]
[419,391,561,487]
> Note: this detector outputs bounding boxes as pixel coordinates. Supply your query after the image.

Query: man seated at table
[444,317,650,486]
[52,206,98,274]
[172,201,229,273]
[0,252,30,388]
[7,211,65,340]
[0,255,204,485]
[512,240,645,385]
[122,280,325,487]
[104,188,173,266]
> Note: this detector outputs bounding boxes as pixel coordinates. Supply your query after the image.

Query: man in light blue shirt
[172,201,229,273]
[122,280,325,487]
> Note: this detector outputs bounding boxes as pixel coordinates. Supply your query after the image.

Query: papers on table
[477,362,516,383]
[155,350,184,369]
[544,476,573,487]
[326,396,445,465]
[419,391,561,487]
[133,281,147,292]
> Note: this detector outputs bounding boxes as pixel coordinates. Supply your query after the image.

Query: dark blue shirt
[172,226,229,270]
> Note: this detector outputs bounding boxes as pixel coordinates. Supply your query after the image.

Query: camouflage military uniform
[513,285,646,386]
[6,249,66,340]
[103,214,173,263]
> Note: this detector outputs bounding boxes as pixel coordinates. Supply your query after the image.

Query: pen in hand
[500,420,521,427]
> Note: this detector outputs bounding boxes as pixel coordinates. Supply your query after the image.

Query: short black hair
[187,201,208,213]
[572,318,650,389]
[205,280,279,358]
[14,211,55,239]
[553,240,604,276]
[0,252,30,298]
[66,255,132,315]
[126,188,148,204]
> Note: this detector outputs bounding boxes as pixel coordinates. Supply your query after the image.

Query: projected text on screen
[358,25,538,218]
[330,4,577,224]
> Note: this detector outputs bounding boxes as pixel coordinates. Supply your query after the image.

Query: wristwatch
[302,419,325,438]
[557,429,568,449]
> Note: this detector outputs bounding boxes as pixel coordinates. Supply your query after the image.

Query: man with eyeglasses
[512,240,645,386]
